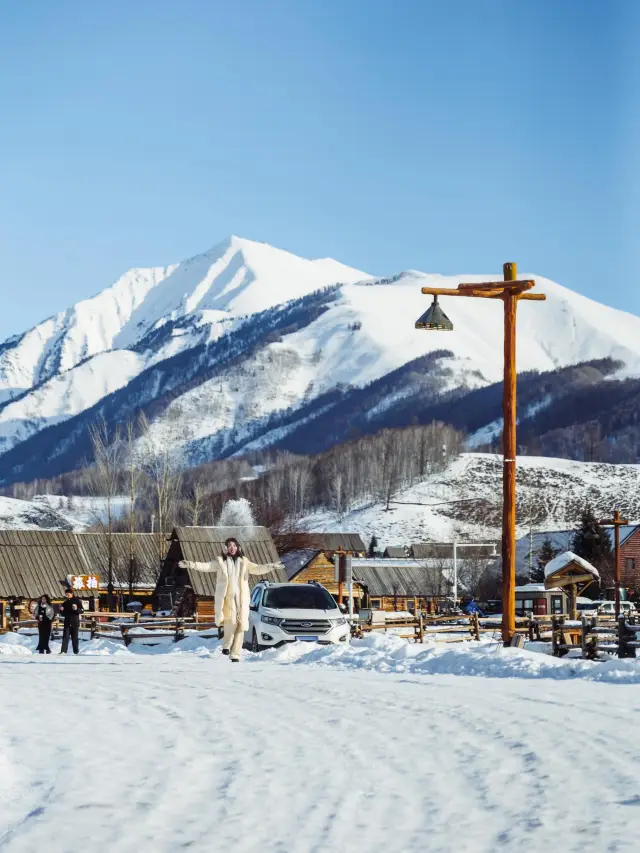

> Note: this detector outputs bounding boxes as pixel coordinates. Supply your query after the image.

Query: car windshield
[263,586,336,611]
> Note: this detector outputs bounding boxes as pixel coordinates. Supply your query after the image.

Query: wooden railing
[5,613,221,646]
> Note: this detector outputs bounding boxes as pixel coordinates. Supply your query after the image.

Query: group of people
[34,588,84,655]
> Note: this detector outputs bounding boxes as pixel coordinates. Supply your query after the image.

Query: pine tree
[571,506,613,572]
[368,535,378,558]
[531,537,560,583]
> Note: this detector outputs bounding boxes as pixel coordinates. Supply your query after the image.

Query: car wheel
[251,630,263,653]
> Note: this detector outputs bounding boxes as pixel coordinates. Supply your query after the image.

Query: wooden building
[156,526,287,620]
[304,533,366,557]
[0,530,166,619]
[0,531,94,619]
[515,583,568,617]
[351,558,451,613]
[383,546,407,559]
[283,551,451,612]
[78,532,161,608]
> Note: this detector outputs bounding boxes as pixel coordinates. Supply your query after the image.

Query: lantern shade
[415,296,454,331]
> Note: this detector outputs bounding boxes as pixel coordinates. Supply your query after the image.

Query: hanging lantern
[415,295,454,331]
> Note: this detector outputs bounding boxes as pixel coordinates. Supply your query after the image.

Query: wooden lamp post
[599,510,628,618]
[416,263,546,644]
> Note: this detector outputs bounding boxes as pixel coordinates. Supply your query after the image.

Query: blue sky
[1,0,637,337]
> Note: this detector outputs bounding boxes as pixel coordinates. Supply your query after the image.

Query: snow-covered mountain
[2,235,640,483]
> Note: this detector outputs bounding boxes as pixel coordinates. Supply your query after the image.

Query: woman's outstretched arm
[246,559,286,576]
[178,560,219,574]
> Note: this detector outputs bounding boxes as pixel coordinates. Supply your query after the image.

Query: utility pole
[416,263,546,644]
[600,510,628,618]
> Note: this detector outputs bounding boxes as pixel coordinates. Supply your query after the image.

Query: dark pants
[37,620,52,654]
[61,621,79,654]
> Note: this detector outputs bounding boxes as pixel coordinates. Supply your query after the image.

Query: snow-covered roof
[515,583,564,593]
[280,549,319,580]
[544,551,600,579]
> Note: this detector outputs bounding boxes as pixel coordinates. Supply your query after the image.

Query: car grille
[280,619,332,635]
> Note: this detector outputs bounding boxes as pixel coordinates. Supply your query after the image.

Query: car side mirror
[249,604,258,612]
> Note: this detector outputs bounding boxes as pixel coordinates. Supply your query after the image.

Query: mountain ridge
[1,236,640,483]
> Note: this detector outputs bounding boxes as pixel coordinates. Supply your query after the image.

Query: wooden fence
[5,613,221,646]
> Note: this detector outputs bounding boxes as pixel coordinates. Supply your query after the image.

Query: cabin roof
[280,549,320,580]
[0,530,91,600]
[382,546,407,559]
[304,533,366,553]
[351,558,450,597]
[545,550,600,579]
[76,532,160,589]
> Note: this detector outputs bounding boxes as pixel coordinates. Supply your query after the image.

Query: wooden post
[502,261,518,645]
[614,510,621,619]
[417,264,546,644]
[337,546,344,607]
[600,509,628,619]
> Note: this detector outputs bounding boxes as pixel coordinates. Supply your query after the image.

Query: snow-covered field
[3,632,640,852]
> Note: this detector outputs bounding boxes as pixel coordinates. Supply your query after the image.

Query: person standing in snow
[179,537,283,662]
[59,588,83,655]
[34,594,55,654]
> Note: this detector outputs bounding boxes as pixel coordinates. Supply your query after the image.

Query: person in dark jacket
[60,588,82,655]
[35,594,55,654]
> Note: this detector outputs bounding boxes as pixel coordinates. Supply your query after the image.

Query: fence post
[174,618,185,643]
[418,613,424,644]
[618,614,636,659]
[472,612,480,641]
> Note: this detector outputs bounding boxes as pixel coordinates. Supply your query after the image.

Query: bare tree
[185,480,207,526]
[138,412,184,578]
[88,418,124,610]
[123,419,145,600]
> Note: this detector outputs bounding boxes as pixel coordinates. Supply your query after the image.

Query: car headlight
[261,615,283,626]
[331,617,347,626]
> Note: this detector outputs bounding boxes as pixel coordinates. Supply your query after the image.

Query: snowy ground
[3,633,640,852]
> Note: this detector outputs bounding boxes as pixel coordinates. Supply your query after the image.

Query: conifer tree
[571,506,613,571]
[531,537,560,583]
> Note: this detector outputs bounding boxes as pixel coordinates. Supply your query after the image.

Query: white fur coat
[180,555,281,630]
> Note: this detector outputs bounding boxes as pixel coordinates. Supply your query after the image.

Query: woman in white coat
[179,537,283,662]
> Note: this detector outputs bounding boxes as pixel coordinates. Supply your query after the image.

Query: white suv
[246,581,350,651]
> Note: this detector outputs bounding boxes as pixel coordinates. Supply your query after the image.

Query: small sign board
[67,574,100,592]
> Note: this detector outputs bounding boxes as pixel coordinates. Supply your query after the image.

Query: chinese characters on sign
[68,575,100,591]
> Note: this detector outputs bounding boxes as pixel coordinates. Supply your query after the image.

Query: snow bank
[255,633,640,684]
[7,629,640,683]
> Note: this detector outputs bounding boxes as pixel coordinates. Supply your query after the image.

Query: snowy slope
[139,271,640,464]
[297,452,640,546]
[3,237,640,478]
[0,495,76,530]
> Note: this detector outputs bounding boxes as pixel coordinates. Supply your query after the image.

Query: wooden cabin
[76,532,161,610]
[0,530,165,620]
[303,533,366,558]
[515,583,568,617]
[351,558,451,613]
[383,546,407,559]
[156,526,287,620]
[0,530,98,621]
[283,551,451,612]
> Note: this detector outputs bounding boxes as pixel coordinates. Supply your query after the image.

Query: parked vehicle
[580,600,637,617]
[246,581,350,651]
